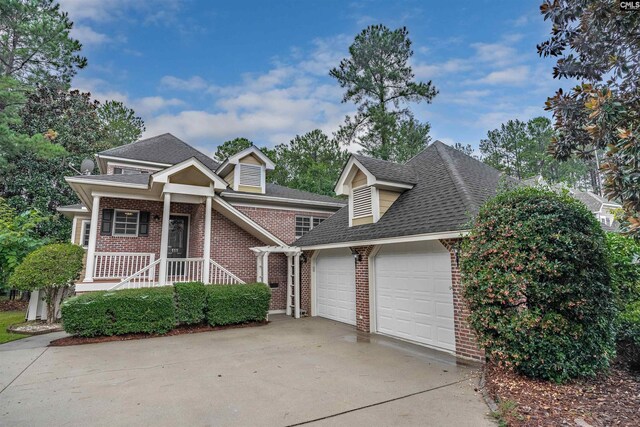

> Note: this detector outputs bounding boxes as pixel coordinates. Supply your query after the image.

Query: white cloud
[468,66,531,86]
[413,59,471,79]
[475,105,543,130]
[71,25,110,46]
[471,42,520,67]
[160,75,209,92]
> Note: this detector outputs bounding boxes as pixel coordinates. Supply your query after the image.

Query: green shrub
[205,283,271,326]
[174,281,206,324]
[619,301,640,369]
[461,187,616,382]
[9,243,84,323]
[62,287,176,337]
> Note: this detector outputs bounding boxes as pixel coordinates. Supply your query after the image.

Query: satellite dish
[80,159,95,175]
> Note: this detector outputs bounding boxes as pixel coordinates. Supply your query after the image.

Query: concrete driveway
[0,316,493,426]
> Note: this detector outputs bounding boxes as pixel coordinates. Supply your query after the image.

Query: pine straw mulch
[484,359,640,427]
[49,320,268,346]
[0,299,28,312]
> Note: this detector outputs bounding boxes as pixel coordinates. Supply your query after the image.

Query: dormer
[335,155,416,227]
[215,146,275,194]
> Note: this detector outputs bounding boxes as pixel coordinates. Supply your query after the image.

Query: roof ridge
[99,132,171,155]
[171,137,219,169]
[433,142,476,214]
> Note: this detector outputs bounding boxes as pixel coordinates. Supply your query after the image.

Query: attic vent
[239,164,262,187]
[352,186,372,217]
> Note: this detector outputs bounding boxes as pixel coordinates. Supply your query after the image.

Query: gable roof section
[98,133,219,170]
[152,157,227,189]
[295,141,508,248]
[352,155,418,185]
[216,146,276,177]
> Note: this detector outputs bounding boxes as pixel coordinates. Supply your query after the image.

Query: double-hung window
[113,210,139,236]
[295,216,325,238]
[81,221,91,248]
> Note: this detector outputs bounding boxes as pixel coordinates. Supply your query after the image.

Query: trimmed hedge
[206,283,271,326]
[61,287,176,337]
[61,283,272,337]
[461,187,616,382]
[174,281,207,324]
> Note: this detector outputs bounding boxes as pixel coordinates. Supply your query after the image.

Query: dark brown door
[168,215,189,275]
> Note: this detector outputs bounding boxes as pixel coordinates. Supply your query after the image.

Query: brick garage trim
[439,238,485,362]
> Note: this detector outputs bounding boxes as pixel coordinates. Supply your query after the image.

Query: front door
[168,215,189,275]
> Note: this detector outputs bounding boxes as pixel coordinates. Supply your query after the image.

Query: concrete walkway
[0,316,493,426]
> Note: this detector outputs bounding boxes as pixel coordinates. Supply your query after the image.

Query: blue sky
[59,0,565,156]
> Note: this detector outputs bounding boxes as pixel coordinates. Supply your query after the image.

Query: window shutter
[238,164,262,187]
[101,209,114,235]
[352,187,372,217]
[138,211,150,236]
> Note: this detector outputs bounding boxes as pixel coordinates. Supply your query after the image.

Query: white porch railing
[166,258,204,284]
[93,252,155,279]
[108,258,245,290]
[209,259,245,284]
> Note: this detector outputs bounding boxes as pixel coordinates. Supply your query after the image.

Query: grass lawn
[0,311,28,344]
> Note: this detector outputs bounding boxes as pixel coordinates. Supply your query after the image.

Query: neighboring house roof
[98,133,219,171]
[352,155,418,185]
[295,141,509,247]
[570,190,619,212]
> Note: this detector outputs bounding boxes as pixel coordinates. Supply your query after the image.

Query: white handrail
[108,258,161,290]
[209,259,245,284]
[166,258,204,284]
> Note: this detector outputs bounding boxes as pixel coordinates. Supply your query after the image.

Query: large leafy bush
[9,242,83,323]
[61,287,176,337]
[205,283,271,326]
[461,187,616,382]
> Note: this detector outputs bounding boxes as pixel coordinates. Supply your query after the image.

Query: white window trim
[81,220,91,248]
[113,209,140,237]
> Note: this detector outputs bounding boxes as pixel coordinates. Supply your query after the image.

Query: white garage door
[315,248,356,325]
[374,240,455,352]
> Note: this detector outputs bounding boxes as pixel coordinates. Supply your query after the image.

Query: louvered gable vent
[352,186,372,217]
[239,164,262,187]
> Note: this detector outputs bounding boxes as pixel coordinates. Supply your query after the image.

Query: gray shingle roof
[222,183,346,206]
[99,133,219,170]
[294,141,509,247]
[352,154,418,184]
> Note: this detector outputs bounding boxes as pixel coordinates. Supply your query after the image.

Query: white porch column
[202,196,212,283]
[294,252,301,318]
[83,195,101,282]
[262,252,270,285]
[286,254,293,316]
[158,192,171,285]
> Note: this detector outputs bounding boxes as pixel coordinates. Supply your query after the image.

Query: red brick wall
[439,238,485,362]
[236,206,332,245]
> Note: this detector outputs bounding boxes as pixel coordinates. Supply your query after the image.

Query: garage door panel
[315,249,356,326]
[375,241,456,352]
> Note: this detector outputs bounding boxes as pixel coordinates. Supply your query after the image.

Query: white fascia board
[96,155,173,168]
[220,191,346,209]
[373,180,414,191]
[152,157,228,189]
[56,206,88,213]
[163,182,215,197]
[334,156,376,195]
[65,176,149,190]
[228,201,340,214]
[91,191,161,202]
[297,230,469,250]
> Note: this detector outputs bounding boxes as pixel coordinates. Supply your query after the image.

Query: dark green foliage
[461,187,616,382]
[606,233,640,369]
[538,1,640,235]
[61,287,176,337]
[205,283,271,326]
[174,281,206,325]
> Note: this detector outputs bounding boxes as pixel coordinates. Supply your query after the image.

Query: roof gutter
[297,230,469,250]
